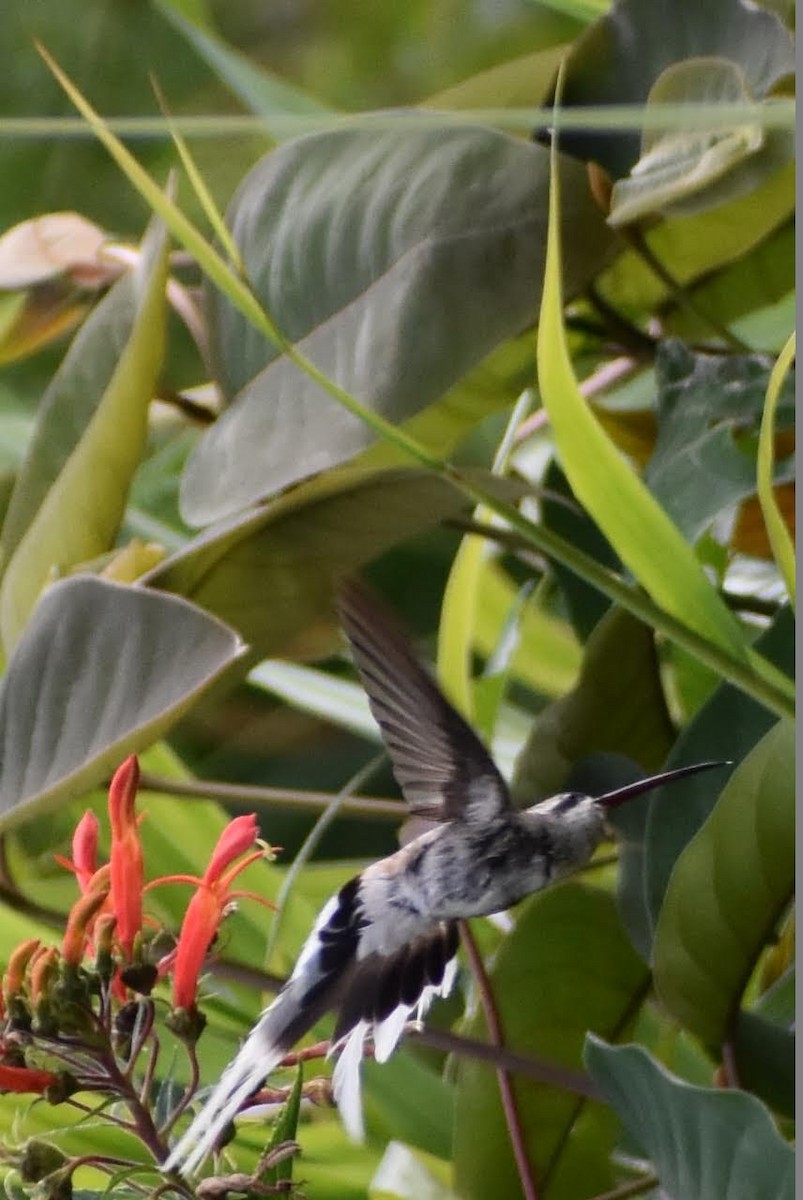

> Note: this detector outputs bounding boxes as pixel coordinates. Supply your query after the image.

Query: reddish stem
[460,920,539,1200]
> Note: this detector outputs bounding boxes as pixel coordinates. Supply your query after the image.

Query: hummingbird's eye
[551,791,586,815]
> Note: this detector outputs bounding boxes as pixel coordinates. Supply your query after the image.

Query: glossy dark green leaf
[555,0,794,178]
[653,719,793,1047]
[0,576,245,832]
[453,885,648,1200]
[0,212,169,651]
[644,605,794,932]
[183,127,614,523]
[646,340,795,543]
[511,606,674,804]
[585,1038,794,1200]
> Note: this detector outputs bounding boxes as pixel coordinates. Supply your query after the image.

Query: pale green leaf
[0,576,245,832]
[0,211,169,651]
[585,1038,794,1200]
[537,114,749,663]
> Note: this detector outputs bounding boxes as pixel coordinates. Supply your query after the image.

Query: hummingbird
[163,579,725,1176]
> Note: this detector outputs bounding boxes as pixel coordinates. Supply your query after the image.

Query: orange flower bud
[61,887,110,966]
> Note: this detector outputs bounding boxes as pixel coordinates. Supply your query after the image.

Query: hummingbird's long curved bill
[597,760,731,810]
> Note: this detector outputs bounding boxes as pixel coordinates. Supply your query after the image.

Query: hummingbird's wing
[338,579,511,825]
[162,869,458,1175]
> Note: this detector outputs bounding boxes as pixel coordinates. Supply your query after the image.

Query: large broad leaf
[644,606,793,933]
[182,127,614,524]
[652,719,794,1047]
[554,0,794,178]
[0,576,245,832]
[511,606,674,804]
[0,212,169,653]
[646,340,795,544]
[608,57,793,226]
[150,468,512,663]
[585,1038,794,1200]
[453,885,648,1200]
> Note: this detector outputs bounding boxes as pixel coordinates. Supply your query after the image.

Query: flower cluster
[0,757,286,1192]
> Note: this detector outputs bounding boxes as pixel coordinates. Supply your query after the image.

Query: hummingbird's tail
[160,974,322,1178]
[162,868,460,1176]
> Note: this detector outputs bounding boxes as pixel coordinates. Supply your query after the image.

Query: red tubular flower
[160,814,272,1012]
[0,1064,60,1094]
[108,756,143,961]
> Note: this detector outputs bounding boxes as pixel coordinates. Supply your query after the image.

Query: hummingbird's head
[524,760,730,877]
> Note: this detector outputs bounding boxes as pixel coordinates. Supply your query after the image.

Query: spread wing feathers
[162,876,458,1175]
[337,579,510,824]
[331,920,459,1141]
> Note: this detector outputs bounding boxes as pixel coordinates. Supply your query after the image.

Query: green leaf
[653,720,794,1047]
[585,1038,794,1200]
[184,127,614,523]
[453,885,648,1200]
[425,45,567,111]
[644,606,793,933]
[147,467,471,662]
[556,0,794,178]
[0,576,245,832]
[511,606,674,804]
[0,211,169,652]
[609,58,793,225]
[537,123,749,664]
[646,340,795,543]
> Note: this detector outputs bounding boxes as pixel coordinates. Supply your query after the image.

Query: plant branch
[460,920,539,1200]
[136,772,406,821]
[410,1026,599,1100]
[620,225,750,352]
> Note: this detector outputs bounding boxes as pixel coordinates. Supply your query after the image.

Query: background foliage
[0,0,794,1197]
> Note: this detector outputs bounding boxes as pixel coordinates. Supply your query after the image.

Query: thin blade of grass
[536,69,749,665]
